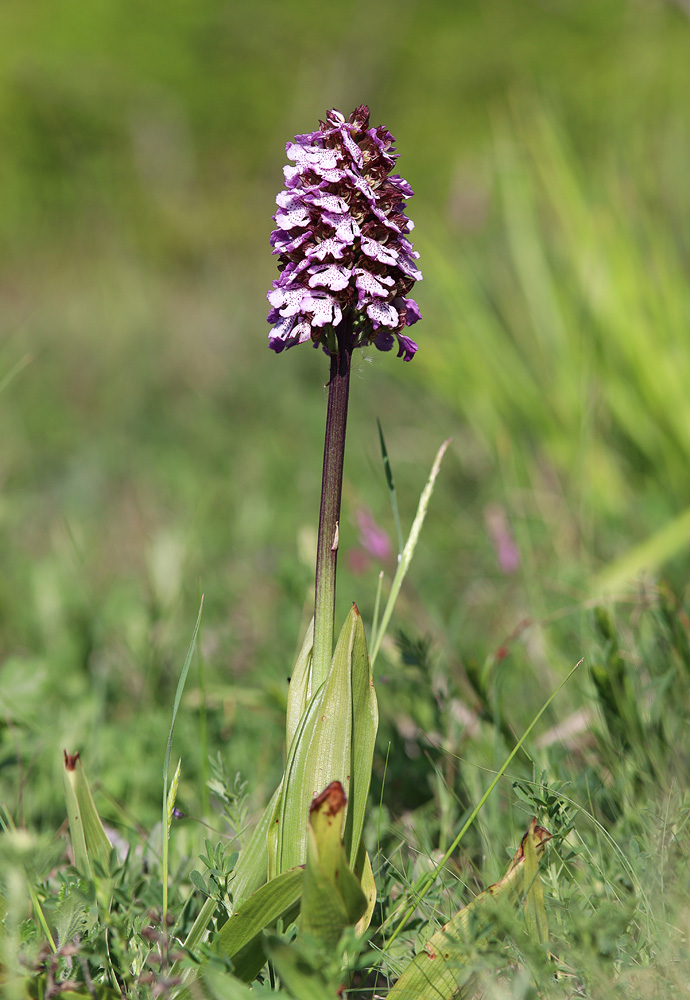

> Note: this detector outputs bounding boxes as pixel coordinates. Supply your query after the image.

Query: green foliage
[214,868,303,984]
[418,104,690,590]
[266,604,377,878]
[387,823,551,999]
[191,840,239,902]
[3,1,690,996]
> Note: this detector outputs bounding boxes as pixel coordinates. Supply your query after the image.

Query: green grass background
[2,0,690,924]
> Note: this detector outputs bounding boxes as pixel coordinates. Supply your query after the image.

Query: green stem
[312,324,352,689]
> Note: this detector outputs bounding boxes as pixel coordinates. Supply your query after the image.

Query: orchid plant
[55,106,552,999]
[184,105,548,995]
[205,102,441,974]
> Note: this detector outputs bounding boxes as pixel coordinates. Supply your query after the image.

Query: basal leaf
[263,934,340,1000]
[286,618,314,752]
[523,817,549,945]
[354,837,377,936]
[62,751,112,880]
[274,605,378,877]
[216,867,304,982]
[344,608,377,869]
[273,609,355,873]
[387,821,551,999]
[232,783,281,909]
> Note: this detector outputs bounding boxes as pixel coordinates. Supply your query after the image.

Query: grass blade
[590,505,690,594]
[377,418,404,558]
[371,438,451,667]
[162,596,204,923]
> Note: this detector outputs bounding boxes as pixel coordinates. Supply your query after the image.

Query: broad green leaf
[285,618,314,751]
[62,751,112,879]
[216,866,303,982]
[53,883,88,948]
[263,934,340,1000]
[387,822,551,999]
[200,964,293,999]
[343,609,377,868]
[300,781,366,948]
[522,818,549,944]
[273,608,355,874]
[273,605,378,876]
[266,778,287,881]
[354,837,377,936]
[231,783,281,909]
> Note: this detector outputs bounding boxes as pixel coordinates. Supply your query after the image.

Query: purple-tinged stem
[312,321,352,689]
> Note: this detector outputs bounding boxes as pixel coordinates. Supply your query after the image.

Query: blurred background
[2,0,690,829]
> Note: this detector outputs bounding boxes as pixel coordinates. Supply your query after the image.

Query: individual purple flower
[267,106,422,361]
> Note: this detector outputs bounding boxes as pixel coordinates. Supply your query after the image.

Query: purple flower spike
[267,105,421,360]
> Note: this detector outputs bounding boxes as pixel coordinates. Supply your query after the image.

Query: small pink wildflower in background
[357,508,392,560]
[484,503,520,574]
[347,507,392,574]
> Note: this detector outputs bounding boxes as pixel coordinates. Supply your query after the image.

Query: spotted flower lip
[267,106,421,361]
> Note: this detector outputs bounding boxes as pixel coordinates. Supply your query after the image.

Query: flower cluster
[267,106,421,361]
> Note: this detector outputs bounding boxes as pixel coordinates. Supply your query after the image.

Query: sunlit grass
[2,0,690,993]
